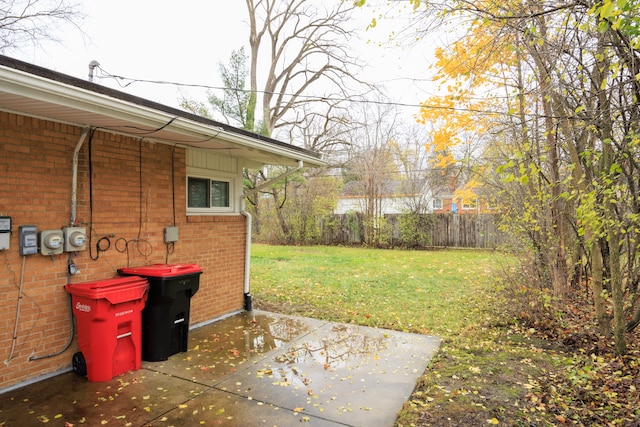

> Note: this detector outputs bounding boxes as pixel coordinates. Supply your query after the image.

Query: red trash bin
[65,276,149,382]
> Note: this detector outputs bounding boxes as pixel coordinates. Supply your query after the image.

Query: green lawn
[250,244,503,337]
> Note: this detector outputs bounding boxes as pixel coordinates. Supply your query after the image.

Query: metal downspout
[240,160,304,311]
[240,202,253,311]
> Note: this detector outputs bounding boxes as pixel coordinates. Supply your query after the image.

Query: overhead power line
[94,65,616,121]
[93,65,505,116]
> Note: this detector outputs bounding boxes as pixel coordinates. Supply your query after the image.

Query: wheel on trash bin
[72,351,87,376]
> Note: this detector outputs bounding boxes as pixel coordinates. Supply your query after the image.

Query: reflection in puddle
[255,324,395,391]
[171,313,312,378]
[241,313,310,355]
[274,324,388,369]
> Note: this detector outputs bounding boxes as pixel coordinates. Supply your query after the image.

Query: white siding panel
[335,196,435,215]
[187,148,238,173]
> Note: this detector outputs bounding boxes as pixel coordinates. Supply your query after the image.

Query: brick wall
[0,112,246,390]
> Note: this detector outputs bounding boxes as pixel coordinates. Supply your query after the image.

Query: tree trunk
[270,186,290,241]
[591,237,612,336]
[527,22,569,297]
[608,228,626,354]
[245,0,261,133]
[626,304,640,332]
[595,31,626,355]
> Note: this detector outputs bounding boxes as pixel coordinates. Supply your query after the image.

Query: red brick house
[430,176,497,215]
[0,55,324,391]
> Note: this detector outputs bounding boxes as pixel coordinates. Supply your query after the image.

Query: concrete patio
[0,310,440,426]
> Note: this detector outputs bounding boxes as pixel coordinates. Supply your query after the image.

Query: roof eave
[0,55,326,168]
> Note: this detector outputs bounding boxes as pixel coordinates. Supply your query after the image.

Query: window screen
[188,177,210,208]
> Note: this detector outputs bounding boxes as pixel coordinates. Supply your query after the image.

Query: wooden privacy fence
[320,213,505,249]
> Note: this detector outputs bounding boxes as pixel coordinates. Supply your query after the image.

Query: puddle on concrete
[274,323,389,370]
[247,322,430,391]
[241,311,314,354]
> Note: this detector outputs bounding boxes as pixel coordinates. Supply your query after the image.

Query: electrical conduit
[29,127,91,362]
[4,256,26,364]
[71,127,91,225]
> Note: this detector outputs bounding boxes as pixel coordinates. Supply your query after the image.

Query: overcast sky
[11,1,436,114]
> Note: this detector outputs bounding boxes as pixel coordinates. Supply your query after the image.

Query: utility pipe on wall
[87,60,100,83]
[240,203,252,310]
[240,160,304,311]
[71,127,91,225]
[27,127,90,363]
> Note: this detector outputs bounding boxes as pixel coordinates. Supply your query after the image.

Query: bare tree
[242,0,375,238]
[343,99,399,245]
[245,0,368,137]
[392,124,437,215]
[0,0,84,52]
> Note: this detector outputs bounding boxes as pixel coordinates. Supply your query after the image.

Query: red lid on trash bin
[65,276,149,304]
[118,263,202,278]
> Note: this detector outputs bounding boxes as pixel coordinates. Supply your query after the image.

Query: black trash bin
[118,263,202,362]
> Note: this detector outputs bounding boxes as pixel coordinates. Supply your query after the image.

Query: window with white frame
[461,199,477,210]
[432,198,443,210]
[187,174,234,214]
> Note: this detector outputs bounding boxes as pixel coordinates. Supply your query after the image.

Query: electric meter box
[19,225,38,255]
[0,216,10,250]
[63,226,87,252]
[39,230,64,256]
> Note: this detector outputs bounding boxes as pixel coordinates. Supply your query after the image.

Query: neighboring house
[431,194,496,214]
[0,55,324,391]
[430,175,497,215]
[334,180,434,215]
